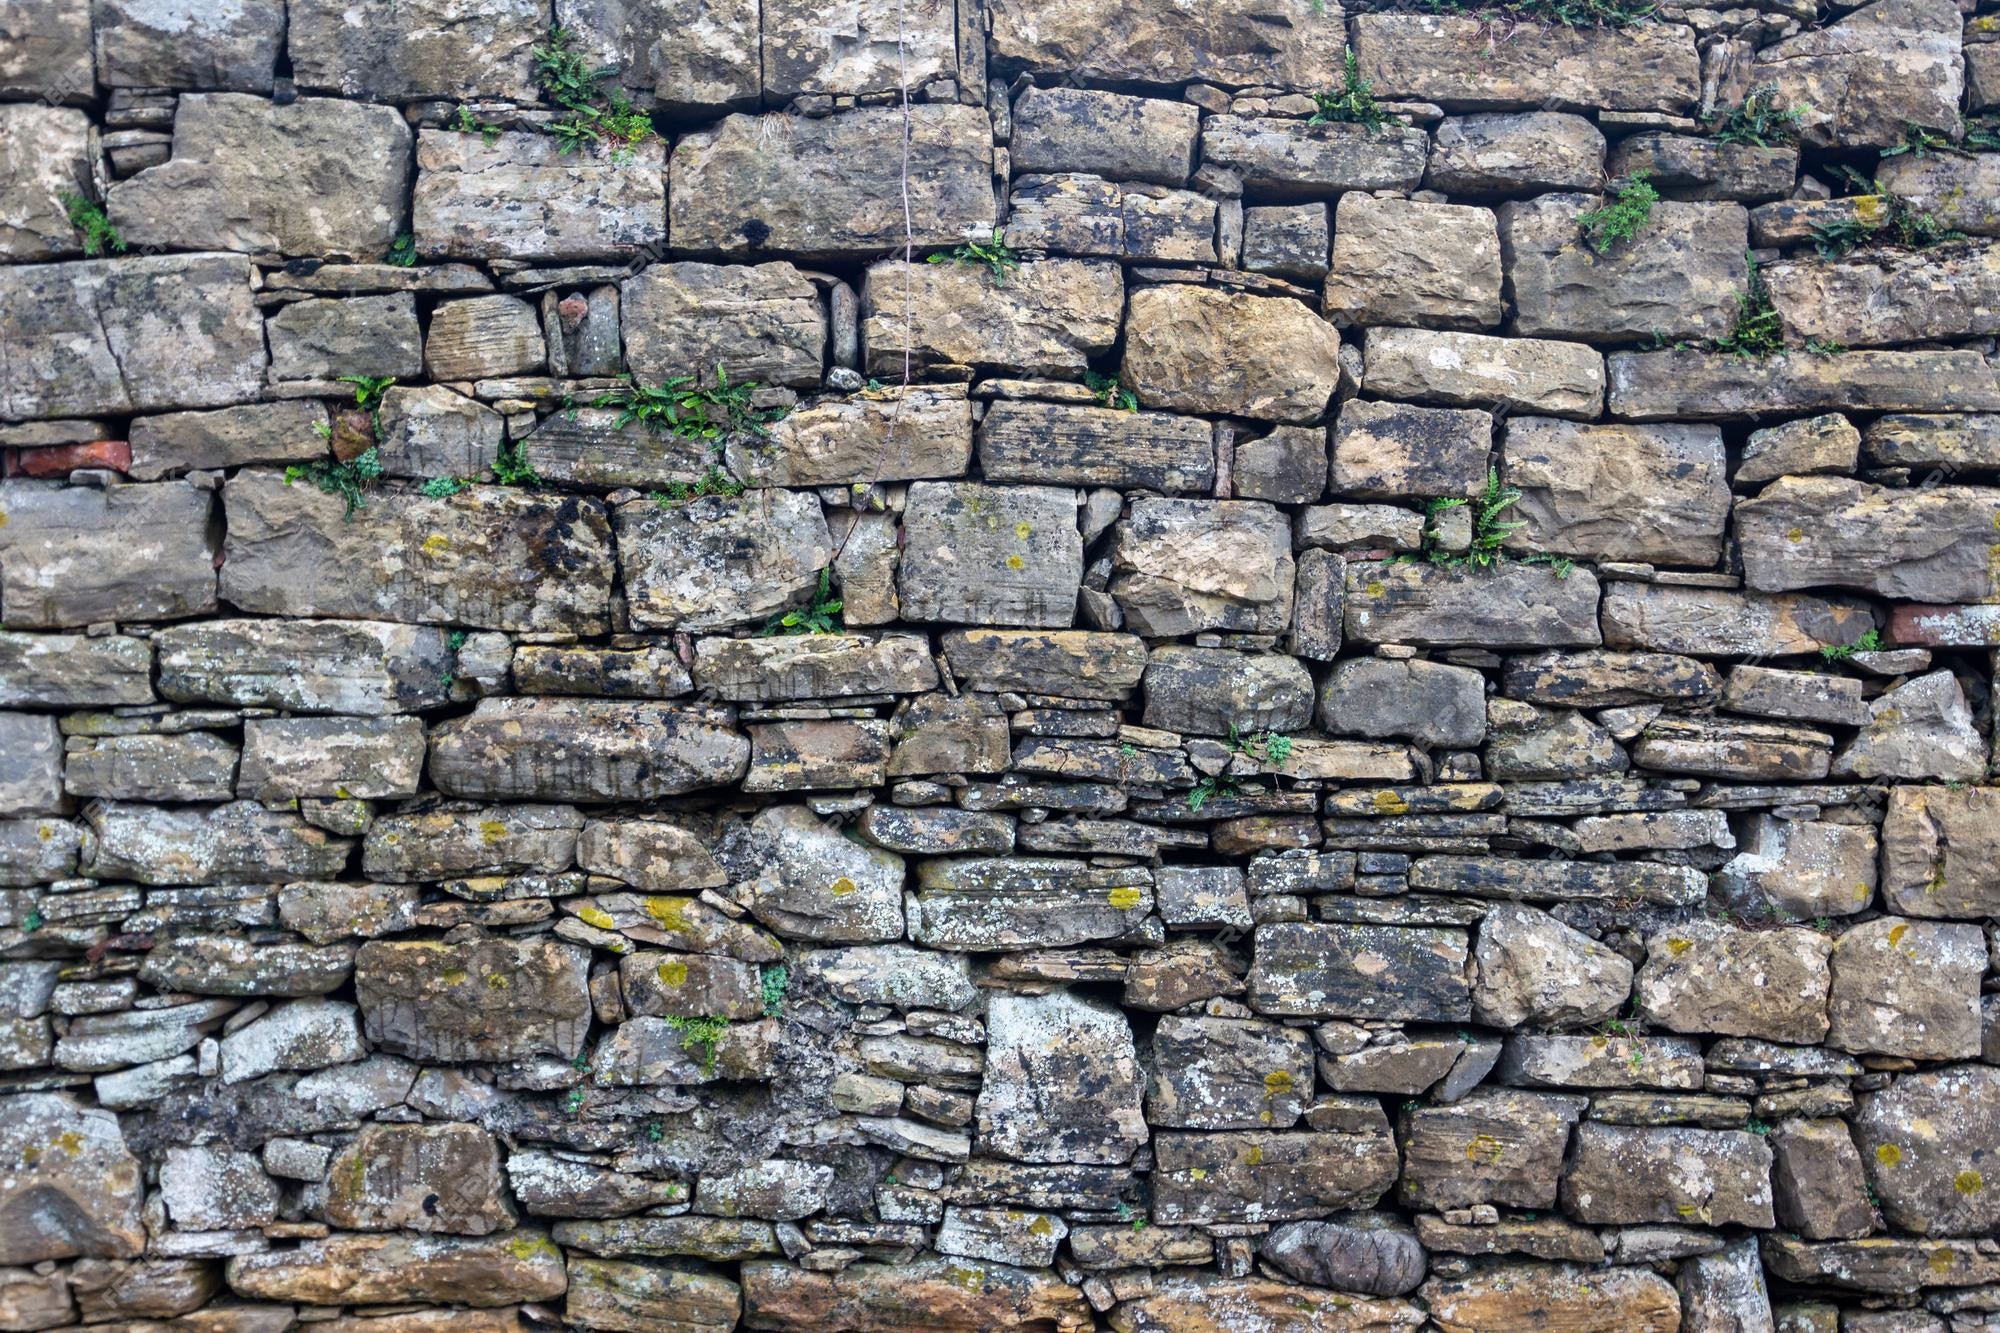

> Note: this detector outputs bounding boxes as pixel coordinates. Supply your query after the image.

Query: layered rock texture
[2,0,1999,1331]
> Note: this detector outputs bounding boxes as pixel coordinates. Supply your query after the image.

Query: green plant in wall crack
[649,466,746,506]
[1709,252,1784,358]
[451,104,504,145]
[594,366,786,440]
[1084,370,1139,412]
[1820,628,1883,662]
[420,476,468,498]
[1576,172,1657,253]
[665,1014,729,1075]
[382,233,417,267]
[758,568,843,637]
[285,446,384,517]
[928,229,1021,284]
[1308,49,1385,132]
[61,193,125,257]
[490,438,540,488]
[1227,724,1294,769]
[1411,470,1526,571]
[1704,84,1807,147]
[532,24,657,158]
[760,964,789,1018]
[1811,172,1963,258]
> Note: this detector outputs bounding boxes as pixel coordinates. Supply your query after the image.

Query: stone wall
[1,0,1998,1329]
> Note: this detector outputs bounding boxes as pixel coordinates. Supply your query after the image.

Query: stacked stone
[2,0,1999,1329]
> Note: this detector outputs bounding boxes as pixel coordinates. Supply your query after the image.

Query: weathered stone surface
[1609,348,2000,420]
[761,0,956,99]
[1121,284,1341,424]
[977,990,1147,1165]
[1563,1123,1775,1227]
[1153,1124,1399,1225]
[1501,650,1719,708]
[729,388,972,487]
[1853,1066,2000,1238]
[226,1231,568,1307]
[1502,419,1728,565]
[423,294,544,382]
[1427,112,1606,194]
[1832,670,1987,782]
[899,482,1081,629]
[1345,561,1601,649]
[1738,412,1860,486]
[1610,133,1797,204]
[0,104,90,262]
[1332,399,1491,500]
[1826,916,1984,1059]
[1770,1117,1874,1241]
[1402,1088,1586,1210]
[108,95,411,259]
[1752,0,1963,148]
[1260,1215,1425,1297]
[1412,855,1704,907]
[1326,194,1502,331]
[1875,151,2000,237]
[1636,921,1831,1044]
[1355,14,1698,111]
[158,619,451,714]
[1600,584,1872,657]
[137,934,351,998]
[1472,904,1631,1030]
[1012,87,1198,187]
[913,857,1152,951]
[1422,1264,1681,1333]
[355,936,592,1062]
[670,106,993,259]
[566,1254,739,1332]
[290,0,541,100]
[363,803,580,881]
[1501,195,1748,343]
[1110,499,1294,636]
[1248,922,1469,1021]
[988,0,1347,88]
[415,130,666,263]
[742,804,904,943]
[1363,327,1603,418]
[1880,785,2000,918]
[1200,117,1428,199]
[1146,1014,1315,1131]
[1767,241,2000,348]
[269,294,423,382]
[1142,646,1314,738]
[0,0,92,102]
[616,490,831,632]
[0,478,217,628]
[622,262,825,391]
[326,1123,513,1235]
[128,400,331,481]
[1715,814,1878,921]
[1110,1277,1421,1332]
[1319,656,1485,750]
[740,1257,1090,1332]
[863,259,1120,378]
[1738,477,2000,603]
[429,699,749,801]
[0,1093,144,1264]
[943,629,1146,700]
[223,471,615,633]
[1632,716,1833,782]
[93,0,283,89]
[978,401,1212,493]
[85,800,350,884]
[1762,1235,2000,1293]
[220,998,368,1083]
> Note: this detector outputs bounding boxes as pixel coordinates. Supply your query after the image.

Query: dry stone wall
[1,0,1999,1329]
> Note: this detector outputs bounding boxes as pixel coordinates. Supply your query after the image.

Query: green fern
[1577,173,1658,253]
[1308,48,1385,132]
[285,447,384,517]
[665,1014,729,1075]
[61,193,125,257]
[927,230,1021,284]
[757,567,843,637]
[595,366,785,440]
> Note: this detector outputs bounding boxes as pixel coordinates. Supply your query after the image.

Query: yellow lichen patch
[507,1234,560,1262]
[1243,1144,1264,1166]
[1107,886,1144,910]
[484,971,509,990]
[1929,1247,1956,1274]
[1465,1134,1504,1164]
[1876,1143,1903,1167]
[54,1130,83,1156]
[1666,938,1692,956]
[441,967,469,985]
[1028,1215,1054,1236]
[1855,195,1889,224]
[829,876,858,897]
[1372,790,1410,815]
[478,820,508,843]
[577,906,616,930]
[1014,521,1033,539]
[1786,527,1805,542]
[1888,923,1909,948]
[644,897,690,930]
[1955,1169,1984,1195]
[656,959,689,988]
[421,533,450,557]
[1188,1167,1207,1180]
[1263,1070,1295,1098]
[1004,554,1025,570]
[1366,580,1386,597]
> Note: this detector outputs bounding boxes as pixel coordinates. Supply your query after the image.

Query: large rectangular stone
[290,0,544,101]
[238,716,427,802]
[615,490,832,632]
[762,0,958,99]
[128,402,329,482]
[725,389,973,488]
[428,698,750,802]
[670,105,993,260]
[1562,1123,1774,1228]
[1500,195,1748,343]
[0,633,152,708]
[898,483,1083,629]
[1736,477,2000,602]
[414,130,666,263]
[1353,13,1700,112]
[0,481,215,628]
[106,94,411,260]
[157,619,453,713]
[83,802,352,885]
[692,635,938,702]
[1344,561,1601,649]
[221,471,615,633]
[1608,348,2000,420]
[1600,583,1874,657]
[940,629,1146,700]
[862,260,1123,378]
[620,261,825,390]
[1246,922,1470,1021]
[977,401,1213,492]
[1199,117,1428,199]
[988,0,1348,88]
[0,253,267,419]
[1768,241,2000,347]
[1151,1128,1399,1224]
[1501,419,1731,566]
[1363,327,1603,418]
[911,858,1153,950]
[1409,855,1706,907]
